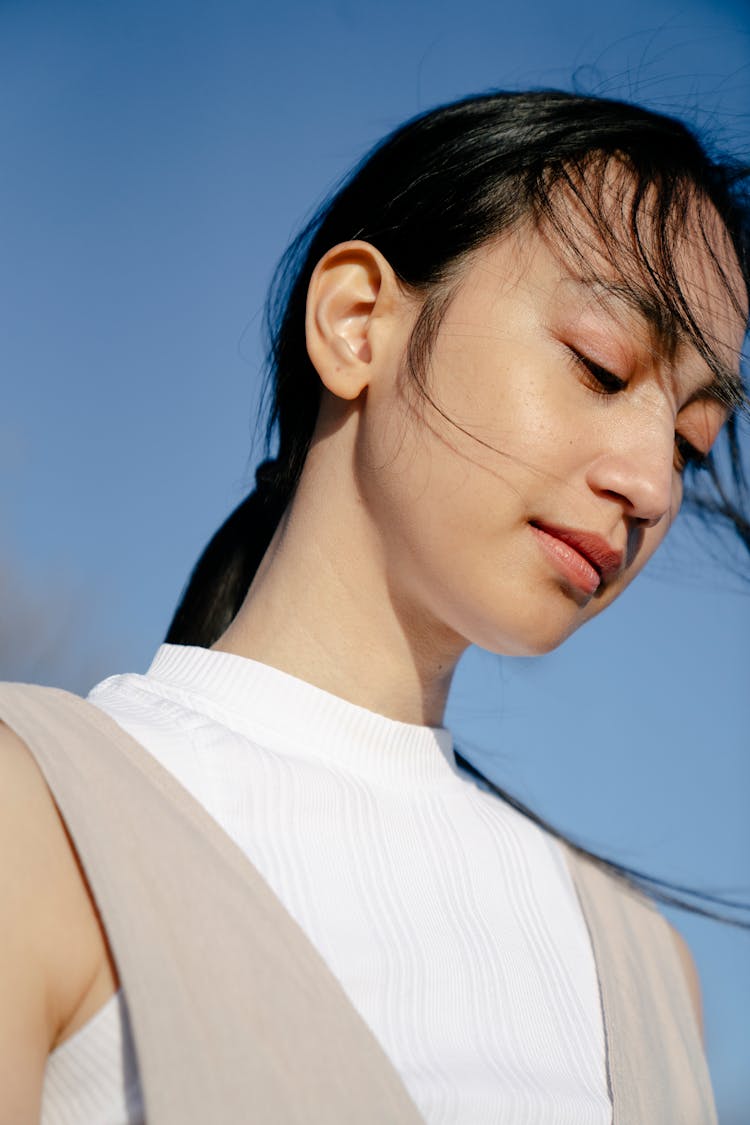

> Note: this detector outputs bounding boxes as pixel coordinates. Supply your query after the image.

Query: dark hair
[167,90,750,924]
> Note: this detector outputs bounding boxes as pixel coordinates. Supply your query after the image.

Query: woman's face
[353,205,746,658]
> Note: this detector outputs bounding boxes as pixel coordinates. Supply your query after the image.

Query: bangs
[524,153,750,547]
[531,153,748,415]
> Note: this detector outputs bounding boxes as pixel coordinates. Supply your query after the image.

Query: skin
[215,211,745,727]
[0,724,118,1124]
[0,188,744,1121]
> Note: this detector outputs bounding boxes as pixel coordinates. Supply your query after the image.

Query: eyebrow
[576,279,747,412]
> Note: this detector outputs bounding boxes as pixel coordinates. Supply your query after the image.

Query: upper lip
[531,521,624,583]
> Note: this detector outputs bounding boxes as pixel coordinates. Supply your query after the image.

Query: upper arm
[0,722,108,1124]
[668,921,704,1044]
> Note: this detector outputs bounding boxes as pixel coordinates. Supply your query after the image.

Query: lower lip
[530,524,601,596]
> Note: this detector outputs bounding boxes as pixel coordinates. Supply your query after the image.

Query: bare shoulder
[667,921,704,1042]
[0,721,116,1123]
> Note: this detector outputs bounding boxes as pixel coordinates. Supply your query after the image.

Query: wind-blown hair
[166,90,750,923]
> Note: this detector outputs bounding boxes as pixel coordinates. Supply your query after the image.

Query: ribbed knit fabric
[41,644,611,1125]
[42,992,142,1125]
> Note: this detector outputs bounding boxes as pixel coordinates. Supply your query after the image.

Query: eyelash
[674,433,709,474]
[569,348,710,475]
[570,349,627,395]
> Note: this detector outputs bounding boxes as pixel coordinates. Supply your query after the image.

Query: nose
[584,418,676,527]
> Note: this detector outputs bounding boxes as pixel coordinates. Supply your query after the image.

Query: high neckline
[145,644,457,788]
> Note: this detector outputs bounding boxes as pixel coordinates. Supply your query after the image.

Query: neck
[212,445,465,727]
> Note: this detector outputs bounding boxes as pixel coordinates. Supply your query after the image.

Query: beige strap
[1,682,718,1123]
[0,682,424,1125]
[564,844,718,1124]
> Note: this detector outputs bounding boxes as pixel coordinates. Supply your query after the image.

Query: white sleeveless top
[41,644,611,1125]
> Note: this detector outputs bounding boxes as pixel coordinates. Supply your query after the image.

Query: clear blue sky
[0,0,748,1117]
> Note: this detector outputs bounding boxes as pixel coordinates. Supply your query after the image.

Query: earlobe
[305,241,397,401]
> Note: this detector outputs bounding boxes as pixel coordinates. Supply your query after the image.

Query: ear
[305,240,401,400]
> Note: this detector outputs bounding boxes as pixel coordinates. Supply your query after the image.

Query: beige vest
[0,682,717,1124]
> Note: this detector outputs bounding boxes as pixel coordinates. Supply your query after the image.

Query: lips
[530,520,623,594]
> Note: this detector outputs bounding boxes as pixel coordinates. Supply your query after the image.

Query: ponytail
[165,459,291,647]
[166,88,749,652]
[161,90,750,925]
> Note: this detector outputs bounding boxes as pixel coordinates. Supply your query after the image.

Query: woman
[1,90,747,1124]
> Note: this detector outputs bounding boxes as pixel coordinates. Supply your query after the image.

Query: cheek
[424,352,576,482]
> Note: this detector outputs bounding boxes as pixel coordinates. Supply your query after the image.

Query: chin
[442,581,596,659]
[472,615,582,659]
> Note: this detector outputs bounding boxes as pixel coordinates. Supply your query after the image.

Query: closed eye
[568,345,714,473]
[569,348,627,395]
[674,433,710,474]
